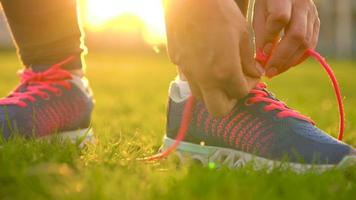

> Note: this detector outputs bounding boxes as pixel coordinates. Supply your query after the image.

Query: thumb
[253,0,268,52]
[254,0,291,54]
[246,76,260,91]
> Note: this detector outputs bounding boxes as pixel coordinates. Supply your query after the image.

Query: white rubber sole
[162,136,356,173]
[44,128,95,147]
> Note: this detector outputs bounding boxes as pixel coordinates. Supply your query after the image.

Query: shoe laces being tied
[255,49,344,141]
[245,82,315,124]
[143,49,345,161]
[0,57,75,108]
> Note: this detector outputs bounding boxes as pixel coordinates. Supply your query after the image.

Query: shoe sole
[44,128,95,147]
[162,136,356,172]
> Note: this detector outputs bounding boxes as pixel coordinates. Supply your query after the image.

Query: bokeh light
[83,0,166,46]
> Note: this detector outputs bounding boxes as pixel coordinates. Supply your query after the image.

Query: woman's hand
[164,0,262,117]
[254,0,320,77]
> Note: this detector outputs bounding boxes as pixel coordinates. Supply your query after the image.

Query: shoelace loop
[143,49,345,161]
[306,49,345,140]
[0,57,74,107]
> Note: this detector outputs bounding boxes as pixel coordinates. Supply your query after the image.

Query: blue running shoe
[0,57,94,143]
[162,81,356,171]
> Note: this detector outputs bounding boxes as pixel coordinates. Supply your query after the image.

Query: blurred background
[0,0,355,59]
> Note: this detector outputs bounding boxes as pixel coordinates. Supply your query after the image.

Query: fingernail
[266,67,278,78]
[263,43,273,55]
[256,63,265,76]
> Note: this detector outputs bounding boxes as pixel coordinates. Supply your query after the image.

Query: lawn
[0,51,355,199]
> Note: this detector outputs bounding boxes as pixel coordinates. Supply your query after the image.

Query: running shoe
[161,81,356,171]
[0,57,94,143]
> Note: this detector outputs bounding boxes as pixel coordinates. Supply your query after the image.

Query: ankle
[28,54,84,72]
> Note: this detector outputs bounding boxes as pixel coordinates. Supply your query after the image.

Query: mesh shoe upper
[0,61,93,139]
[166,82,354,165]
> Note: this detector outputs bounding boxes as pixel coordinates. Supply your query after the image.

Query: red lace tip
[256,49,269,67]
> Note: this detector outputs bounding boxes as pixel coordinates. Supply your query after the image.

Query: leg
[1,0,84,72]
[162,0,355,169]
[0,0,93,141]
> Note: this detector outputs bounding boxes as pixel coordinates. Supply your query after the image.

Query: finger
[245,76,260,91]
[223,72,259,104]
[253,0,267,51]
[285,9,317,68]
[205,33,252,101]
[178,65,203,100]
[197,62,249,117]
[265,4,308,77]
[224,73,250,100]
[200,87,237,117]
[275,46,305,75]
[255,0,292,53]
[217,53,251,100]
[186,79,203,100]
[240,29,265,77]
[181,68,203,100]
[287,16,320,69]
[311,17,320,50]
[305,10,315,47]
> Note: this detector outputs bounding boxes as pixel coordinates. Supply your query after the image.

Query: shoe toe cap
[271,120,354,165]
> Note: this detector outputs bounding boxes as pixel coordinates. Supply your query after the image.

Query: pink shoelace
[0,57,74,108]
[245,82,315,124]
[144,49,345,161]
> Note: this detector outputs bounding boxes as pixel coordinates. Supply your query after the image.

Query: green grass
[0,51,355,200]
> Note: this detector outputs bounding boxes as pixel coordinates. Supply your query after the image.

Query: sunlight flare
[84,0,167,45]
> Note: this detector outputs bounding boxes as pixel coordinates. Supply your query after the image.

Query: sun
[83,0,167,46]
